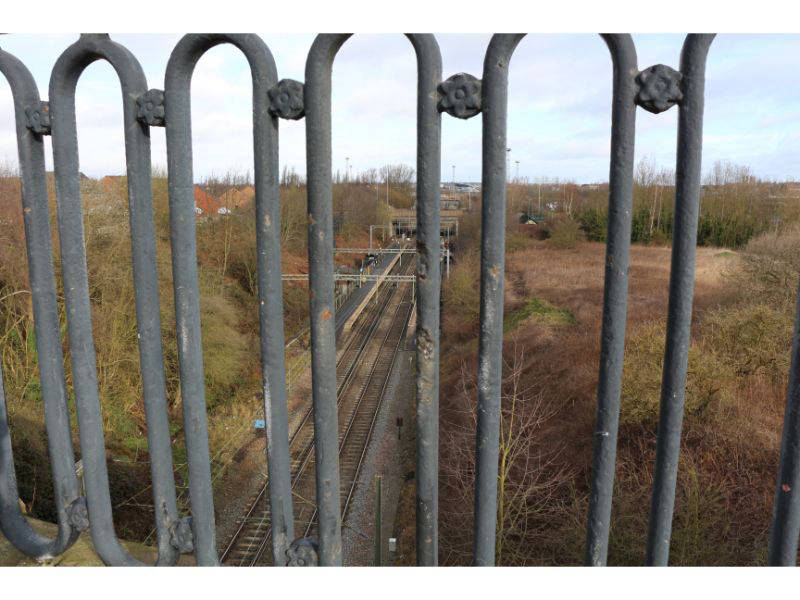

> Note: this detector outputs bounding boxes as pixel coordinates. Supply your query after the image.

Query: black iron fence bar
[645,33,715,566]
[473,33,524,566]
[49,34,182,566]
[305,33,352,566]
[164,33,296,568]
[304,33,443,566]
[0,47,83,560]
[584,33,638,567]
[406,33,443,568]
[6,30,800,568]
[769,287,800,564]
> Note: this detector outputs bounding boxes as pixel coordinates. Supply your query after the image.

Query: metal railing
[1,32,799,567]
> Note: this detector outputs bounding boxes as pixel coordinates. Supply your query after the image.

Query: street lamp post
[506,147,511,182]
[538,179,542,215]
[451,164,455,192]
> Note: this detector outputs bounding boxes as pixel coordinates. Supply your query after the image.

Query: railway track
[301,282,413,540]
[220,255,414,566]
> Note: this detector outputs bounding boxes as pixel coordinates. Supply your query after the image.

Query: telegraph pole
[374,475,383,566]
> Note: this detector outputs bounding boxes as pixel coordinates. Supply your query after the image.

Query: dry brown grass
[438,235,788,565]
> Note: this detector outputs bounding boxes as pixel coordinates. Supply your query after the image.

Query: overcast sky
[1,33,799,184]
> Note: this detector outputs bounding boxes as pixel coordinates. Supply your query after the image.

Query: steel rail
[251,261,414,565]
[333,248,417,254]
[473,33,525,566]
[305,34,442,565]
[220,280,394,563]
[282,274,416,282]
[301,280,413,539]
[340,292,414,525]
[219,260,405,565]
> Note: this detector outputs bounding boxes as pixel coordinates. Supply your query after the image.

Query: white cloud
[1,33,799,183]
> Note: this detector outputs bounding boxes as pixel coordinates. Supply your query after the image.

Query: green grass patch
[715,251,736,258]
[504,297,575,333]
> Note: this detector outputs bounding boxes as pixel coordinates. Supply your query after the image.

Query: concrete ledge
[0,517,196,566]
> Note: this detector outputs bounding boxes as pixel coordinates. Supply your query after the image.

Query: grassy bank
[0,168,401,542]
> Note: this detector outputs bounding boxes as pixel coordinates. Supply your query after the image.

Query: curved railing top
[0,45,82,562]
[163,32,290,567]
[5,31,800,570]
[48,33,184,567]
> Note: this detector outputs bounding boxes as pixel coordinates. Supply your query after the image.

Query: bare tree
[379,164,415,190]
[280,165,303,187]
[361,167,379,186]
[439,343,570,565]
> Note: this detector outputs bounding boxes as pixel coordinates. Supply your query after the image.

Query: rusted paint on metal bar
[6,31,800,570]
[645,34,715,566]
[304,33,443,566]
[0,47,83,560]
[305,33,353,566]
[584,34,638,567]
[406,33,443,567]
[49,33,181,566]
[165,33,297,566]
[473,33,524,566]
[769,279,800,565]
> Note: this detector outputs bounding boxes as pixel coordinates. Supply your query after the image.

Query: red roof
[193,185,221,216]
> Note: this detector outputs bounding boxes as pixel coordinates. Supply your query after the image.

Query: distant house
[192,184,253,217]
[93,179,240,218]
[218,185,255,209]
[193,185,220,217]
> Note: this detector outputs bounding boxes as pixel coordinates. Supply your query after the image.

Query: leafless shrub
[439,343,571,565]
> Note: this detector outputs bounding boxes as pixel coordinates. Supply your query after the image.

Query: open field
[435,235,793,565]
